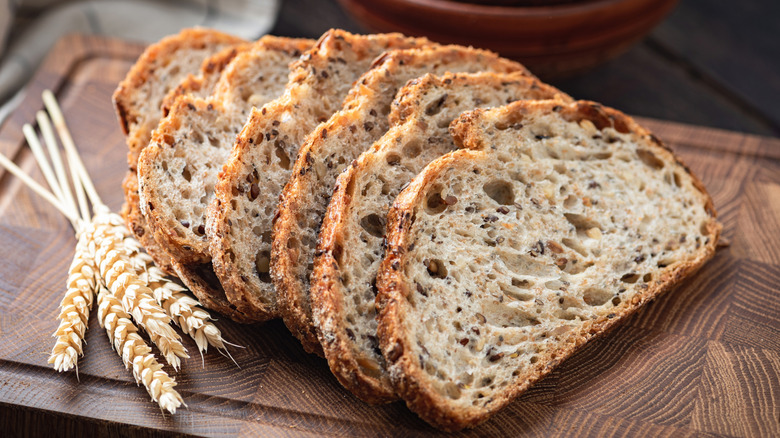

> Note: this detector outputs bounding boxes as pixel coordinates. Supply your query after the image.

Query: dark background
[271,0,780,137]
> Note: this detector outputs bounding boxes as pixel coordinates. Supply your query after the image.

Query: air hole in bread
[287,236,299,249]
[483,180,514,205]
[620,273,640,284]
[425,93,448,116]
[563,195,577,209]
[553,163,568,175]
[386,153,401,166]
[612,296,621,306]
[268,145,288,174]
[255,250,271,283]
[182,166,192,182]
[426,191,447,215]
[208,134,220,148]
[359,214,385,238]
[564,213,600,236]
[637,149,664,170]
[425,259,447,279]
[643,273,653,282]
[402,140,422,159]
[583,287,611,306]
[673,172,682,188]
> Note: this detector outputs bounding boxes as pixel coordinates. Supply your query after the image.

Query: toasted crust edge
[311,161,399,403]
[376,101,722,431]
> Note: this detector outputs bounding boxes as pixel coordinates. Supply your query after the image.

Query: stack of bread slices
[114,27,721,431]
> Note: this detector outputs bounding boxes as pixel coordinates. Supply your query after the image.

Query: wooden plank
[0,34,778,437]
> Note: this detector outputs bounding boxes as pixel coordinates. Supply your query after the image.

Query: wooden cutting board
[0,34,778,437]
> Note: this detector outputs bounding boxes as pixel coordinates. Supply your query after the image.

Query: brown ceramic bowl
[336,0,679,78]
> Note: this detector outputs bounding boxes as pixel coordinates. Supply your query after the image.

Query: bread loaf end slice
[377,100,721,431]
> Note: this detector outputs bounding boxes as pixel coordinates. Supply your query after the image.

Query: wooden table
[1,4,779,436]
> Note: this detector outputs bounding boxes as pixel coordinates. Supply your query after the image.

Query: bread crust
[272,46,528,358]
[207,30,431,322]
[376,100,722,431]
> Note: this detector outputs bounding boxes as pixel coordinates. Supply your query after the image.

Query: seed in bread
[272,45,529,358]
[311,72,571,403]
[376,99,721,431]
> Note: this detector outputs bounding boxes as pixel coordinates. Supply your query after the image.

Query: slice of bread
[115,29,246,276]
[272,46,529,357]
[311,72,571,403]
[137,36,313,323]
[139,36,312,266]
[376,100,722,431]
[207,30,431,321]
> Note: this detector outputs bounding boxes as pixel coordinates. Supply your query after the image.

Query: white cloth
[0,0,280,123]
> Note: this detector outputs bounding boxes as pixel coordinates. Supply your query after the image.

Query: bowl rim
[375,0,648,17]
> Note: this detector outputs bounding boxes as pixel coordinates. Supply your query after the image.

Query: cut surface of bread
[115,28,246,276]
[376,100,722,431]
[272,45,529,357]
[207,29,431,321]
[311,72,570,403]
[139,36,312,266]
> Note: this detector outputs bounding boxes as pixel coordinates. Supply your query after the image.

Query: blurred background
[1,0,778,136]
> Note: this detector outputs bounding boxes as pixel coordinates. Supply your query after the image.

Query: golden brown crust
[376,100,722,431]
[121,171,175,275]
[311,162,399,403]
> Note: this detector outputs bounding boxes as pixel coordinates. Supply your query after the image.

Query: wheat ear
[97,285,184,414]
[91,208,189,370]
[125,238,230,356]
[47,223,97,372]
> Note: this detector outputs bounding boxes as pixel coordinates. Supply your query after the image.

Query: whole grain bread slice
[272,46,530,356]
[376,100,722,431]
[139,36,313,266]
[207,30,431,321]
[115,29,246,276]
[311,72,570,403]
[137,36,313,322]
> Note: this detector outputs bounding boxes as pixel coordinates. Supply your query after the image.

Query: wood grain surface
[0,34,778,437]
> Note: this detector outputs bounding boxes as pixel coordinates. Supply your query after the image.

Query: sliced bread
[376,100,721,430]
[311,72,571,403]
[137,36,313,322]
[115,29,246,276]
[272,45,529,356]
[207,30,431,321]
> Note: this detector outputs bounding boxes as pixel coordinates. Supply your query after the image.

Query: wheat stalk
[91,208,189,370]
[47,223,97,372]
[126,239,231,356]
[97,285,184,414]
